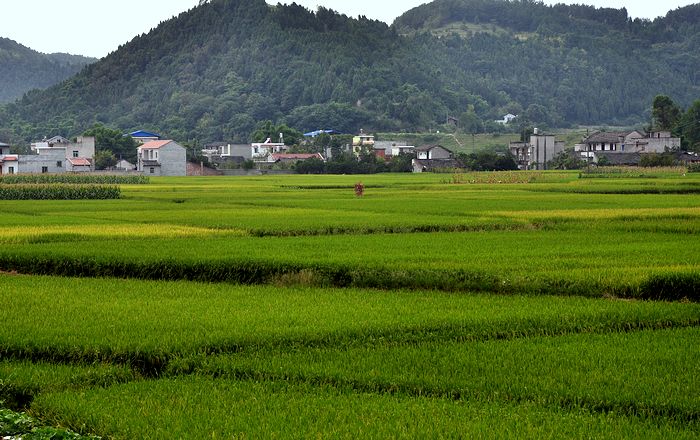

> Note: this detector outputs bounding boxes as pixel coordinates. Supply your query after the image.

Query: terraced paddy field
[0,170,698,438]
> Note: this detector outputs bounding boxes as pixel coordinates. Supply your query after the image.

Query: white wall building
[137,140,187,176]
[251,139,287,162]
[509,131,566,170]
[575,131,681,159]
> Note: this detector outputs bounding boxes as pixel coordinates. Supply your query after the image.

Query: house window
[57,161,62,168]
[149,167,155,174]
[73,150,79,158]
[8,166,14,174]
[42,166,48,173]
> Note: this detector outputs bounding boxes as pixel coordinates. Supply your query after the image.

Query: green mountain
[1,0,699,144]
[0,38,96,104]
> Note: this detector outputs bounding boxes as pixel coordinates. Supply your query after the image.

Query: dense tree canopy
[0,38,95,104]
[1,0,699,146]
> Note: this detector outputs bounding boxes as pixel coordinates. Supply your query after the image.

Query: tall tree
[652,95,682,131]
[680,100,700,150]
[83,124,138,162]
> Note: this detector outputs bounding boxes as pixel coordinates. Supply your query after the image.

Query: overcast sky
[1,0,696,58]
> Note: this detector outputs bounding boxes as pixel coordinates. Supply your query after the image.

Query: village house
[509,130,566,170]
[115,159,136,171]
[1,135,98,174]
[495,114,518,125]
[137,140,187,176]
[412,145,461,172]
[352,130,375,156]
[201,142,252,163]
[252,138,288,162]
[0,142,19,175]
[574,130,681,159]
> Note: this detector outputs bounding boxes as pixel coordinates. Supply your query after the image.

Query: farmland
[0,170,699,438]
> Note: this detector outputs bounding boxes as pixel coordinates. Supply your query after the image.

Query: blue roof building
[126,130,162,143]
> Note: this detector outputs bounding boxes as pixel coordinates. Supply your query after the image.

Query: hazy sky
[1,0,696,58]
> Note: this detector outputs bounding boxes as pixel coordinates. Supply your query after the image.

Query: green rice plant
[0,174,148,185]
[30,378,699,439]
[0,226,696,300]
[639,272,700,301]
[579,166,687,178]
[1,275,698,373]
[190,328,700,423]
[0,360,136,410]
[0,184,120,200]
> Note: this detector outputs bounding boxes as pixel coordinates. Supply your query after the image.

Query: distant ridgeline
[1,0,699,144]
[0,37,95,104]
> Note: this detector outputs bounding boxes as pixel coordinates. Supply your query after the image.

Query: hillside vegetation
[1,0,699,144]
[0,37,95,104]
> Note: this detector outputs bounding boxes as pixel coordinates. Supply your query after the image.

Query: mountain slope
[0,38,95,104]
[1,0,699,144]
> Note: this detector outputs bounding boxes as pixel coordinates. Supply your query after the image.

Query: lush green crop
[0,184,120,200]
[190,328,700,421]
[0,173,698,437]
[0,174,149,185]
[0,360,135,410]
[0,227,696,299]
[30,378,698,440]
[1,275,697,372]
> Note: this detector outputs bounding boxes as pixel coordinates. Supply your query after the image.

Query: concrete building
[137,140,187,176]
[0,155,19,175]
[352,130,375,156]
[201,142,252,162]
[1,135,97,174]
[412,145,461,173]
[415,145,453,160]
[251,139,288,162]
[509,131,566,170]
[575,131,681,159]
[495,114,518,125]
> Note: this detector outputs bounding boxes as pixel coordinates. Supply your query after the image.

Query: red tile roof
[68,158,92,166]
[138,140,172,150]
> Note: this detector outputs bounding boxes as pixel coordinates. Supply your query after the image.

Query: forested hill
[0,38,95,104]
[1,0,699,144]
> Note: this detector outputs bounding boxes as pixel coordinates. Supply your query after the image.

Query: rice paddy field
[0,169,698,438]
